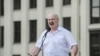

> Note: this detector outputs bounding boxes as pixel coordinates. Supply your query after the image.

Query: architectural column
[71,0,80,56]
[37,0,45,56]
[37,0,45,38]
[54,0,63,25]
[80,0,90,56]
[4,0,13,56]
[21,0,29,56]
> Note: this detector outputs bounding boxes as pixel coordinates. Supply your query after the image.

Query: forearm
[71,45,78,56]
[30,47,41,56]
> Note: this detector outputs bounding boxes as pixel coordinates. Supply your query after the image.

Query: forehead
[48,16,56,19]
[47,14,58,20]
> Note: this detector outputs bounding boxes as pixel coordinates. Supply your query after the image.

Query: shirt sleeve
[65,30,77,49]
[35,30,47,49]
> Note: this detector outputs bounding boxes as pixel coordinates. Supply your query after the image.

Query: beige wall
[0,0,93,56]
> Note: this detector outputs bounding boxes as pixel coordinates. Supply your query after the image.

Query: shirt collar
[57,26,62,31]
[49,26,62,32]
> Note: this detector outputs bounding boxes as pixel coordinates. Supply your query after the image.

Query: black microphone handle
[40,30,49,49]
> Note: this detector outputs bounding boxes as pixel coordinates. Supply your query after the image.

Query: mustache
[49,22,54,25]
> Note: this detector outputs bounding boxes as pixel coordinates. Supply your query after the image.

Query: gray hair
[47,13,59,19]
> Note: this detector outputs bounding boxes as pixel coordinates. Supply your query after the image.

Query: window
[63,17,71,31]
[13,54,20,56]
[0,26,4,47]
[0,0,4,16]
[30,0,37,8]
[90,30,100,56]
[14,0,21,10]
[63,0,71,5]
[29,20,37,42]
[46,0,53,7]
[90,0,100,24]
[14,21,21,43]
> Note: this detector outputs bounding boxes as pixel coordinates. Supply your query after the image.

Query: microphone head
[47,27,51,31]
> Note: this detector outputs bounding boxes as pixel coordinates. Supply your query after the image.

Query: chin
[49,26,53,28]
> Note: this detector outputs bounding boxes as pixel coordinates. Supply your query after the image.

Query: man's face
[47,15,59,29]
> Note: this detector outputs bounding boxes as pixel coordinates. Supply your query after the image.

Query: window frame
[63,0,71,5]
[29,20,37,42]
[13,0,21,10]
[90,0,100,24]
[30,0,37,8]
[14,21,21,43]
[63,17,71,31]
[46,0,53,7]
[0,0,4,16]
[0,26,4,47]
[13,54,21,56]
[90,30,100,56]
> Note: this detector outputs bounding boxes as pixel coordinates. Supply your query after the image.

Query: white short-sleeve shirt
[35,26,77,56]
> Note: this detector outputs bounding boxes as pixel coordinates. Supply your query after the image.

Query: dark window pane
[46,0,53,7]
[14,0,21,10]
[63,17,71,31]
[90,30,100,56]
[29,20,37,42]
[13,55,20,56]
[14,21,21,43]
[30,0,37,8]
[91,17,100,24]
[0,0,4,16]
[0,26,4,47]
[63,0,71,5]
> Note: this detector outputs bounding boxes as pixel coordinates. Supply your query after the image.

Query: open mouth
[49,22,54,25]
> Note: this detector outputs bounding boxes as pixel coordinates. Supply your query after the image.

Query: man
[30,13,78,56]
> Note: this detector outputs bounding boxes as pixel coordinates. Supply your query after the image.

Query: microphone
[28,53,32,56]
[40,27,51,49]
[44,27,51,37]
[28,27,51,56]
[47,26,51,31]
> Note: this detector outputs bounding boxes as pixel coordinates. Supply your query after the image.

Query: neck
[51,26,58,32]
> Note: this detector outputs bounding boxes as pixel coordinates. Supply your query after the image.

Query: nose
[49,19,54,22]
[49,20,53,22]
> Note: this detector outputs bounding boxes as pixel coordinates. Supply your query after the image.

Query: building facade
[0,0,100,56]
